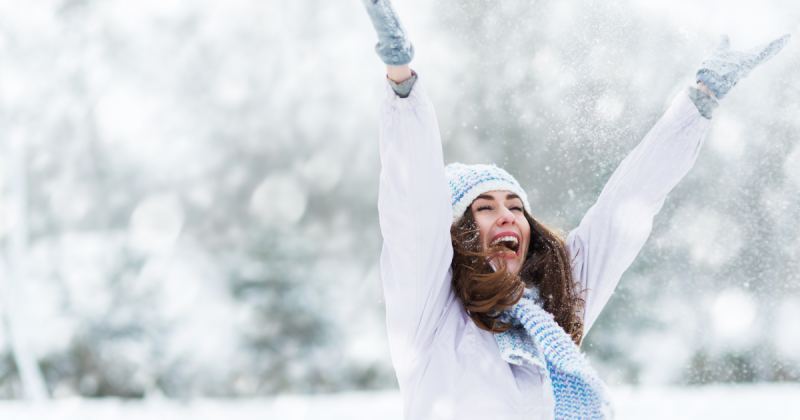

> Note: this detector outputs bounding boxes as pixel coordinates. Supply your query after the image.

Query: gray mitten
[696,34,791,100]
[361,0,414,66]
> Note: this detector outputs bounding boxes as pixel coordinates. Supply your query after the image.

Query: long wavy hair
[450,209,586,345]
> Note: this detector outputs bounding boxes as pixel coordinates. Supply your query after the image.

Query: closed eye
[476,205,492,211]
[510,206,523,211]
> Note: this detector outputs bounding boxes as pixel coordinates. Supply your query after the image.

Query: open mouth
[489,234,520,257]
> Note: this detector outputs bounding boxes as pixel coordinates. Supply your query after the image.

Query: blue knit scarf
[496,288,614,419]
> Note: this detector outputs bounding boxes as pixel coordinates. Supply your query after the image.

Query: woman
[361,1,791,418]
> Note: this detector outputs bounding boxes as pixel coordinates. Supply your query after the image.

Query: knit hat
[445,163,531,223]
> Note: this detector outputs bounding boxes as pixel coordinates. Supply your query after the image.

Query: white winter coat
[377,78,712,419]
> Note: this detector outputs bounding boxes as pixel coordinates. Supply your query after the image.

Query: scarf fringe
[496,289,614,419]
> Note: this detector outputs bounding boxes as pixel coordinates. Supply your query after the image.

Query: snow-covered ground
[1,384,798,419]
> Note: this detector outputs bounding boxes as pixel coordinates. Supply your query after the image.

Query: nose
[496,206,516,226]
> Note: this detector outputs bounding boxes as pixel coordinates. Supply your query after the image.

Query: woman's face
[469,190,531,275]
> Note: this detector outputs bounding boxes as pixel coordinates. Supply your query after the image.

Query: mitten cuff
[686,85,719,119]
[376,41,415,66]
[696,69,730,100]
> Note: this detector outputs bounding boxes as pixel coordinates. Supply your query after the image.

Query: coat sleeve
[377,78,454,374]
[567,91,713,335]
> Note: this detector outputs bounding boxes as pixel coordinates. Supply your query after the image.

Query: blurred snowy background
[0,0,798,416]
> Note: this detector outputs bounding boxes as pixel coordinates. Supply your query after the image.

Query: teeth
[490,236,518,247]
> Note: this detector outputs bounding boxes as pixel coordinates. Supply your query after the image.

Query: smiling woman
[449,181,584,342]
[360,0,791,418]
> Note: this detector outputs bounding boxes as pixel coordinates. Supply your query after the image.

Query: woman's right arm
[361,0,454,374]
[378,71,454,371]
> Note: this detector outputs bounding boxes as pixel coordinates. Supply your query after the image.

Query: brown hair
[450,209,586,345]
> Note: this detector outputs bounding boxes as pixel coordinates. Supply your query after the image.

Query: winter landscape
[2,384,800,419]
[0,0,798,417]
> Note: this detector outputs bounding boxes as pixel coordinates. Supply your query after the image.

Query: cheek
[518,218,531,250]
[472,214,493,249]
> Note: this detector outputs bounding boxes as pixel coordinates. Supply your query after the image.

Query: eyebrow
[475,193,522,201]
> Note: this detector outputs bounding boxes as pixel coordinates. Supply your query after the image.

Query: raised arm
[568,34,791,336]
[362,0,454,374]
[567,87,713,335]
[378,77,453,369]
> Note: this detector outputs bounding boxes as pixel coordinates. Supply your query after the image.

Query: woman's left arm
[568,34,791,336]
[567,86,712,335]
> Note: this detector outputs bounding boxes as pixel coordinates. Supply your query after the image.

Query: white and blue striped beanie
[445,163,531,223]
